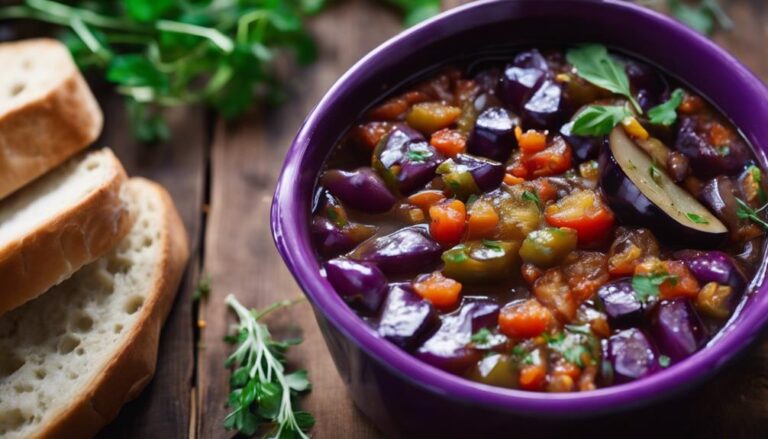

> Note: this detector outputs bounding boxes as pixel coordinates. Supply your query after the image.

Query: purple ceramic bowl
[272,0,768,435]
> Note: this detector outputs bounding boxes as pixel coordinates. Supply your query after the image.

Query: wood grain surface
[4,1,768,438]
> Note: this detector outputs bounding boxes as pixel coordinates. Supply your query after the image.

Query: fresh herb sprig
[736,197,768,231]
[648,88,684,126]
[224,294,313,438]
[566,44,642,114]
[0,0,325,142]
[570,104,632,136]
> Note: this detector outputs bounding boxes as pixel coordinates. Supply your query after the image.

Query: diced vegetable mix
[315,45,767,392]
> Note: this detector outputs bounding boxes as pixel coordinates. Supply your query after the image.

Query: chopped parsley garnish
[406,147,433,163]
[470,328,492,344]
[443,248,468,263]
[686,212,709,224]
[522,190,542,210]
[546,330,594,368]
[632,272,678,301]
[566,44,642,113]
[466,194,479,205]
[717,145,730,156]
[659,355,671,368]
[736,197,768,231]
[648,88,684,126]
[748,165,767,203]
[482,240,503,251]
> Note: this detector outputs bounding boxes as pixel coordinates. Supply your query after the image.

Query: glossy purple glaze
[272,0,768,435]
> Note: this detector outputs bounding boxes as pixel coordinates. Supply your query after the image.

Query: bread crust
[29,178,190,439]
[0,149,131,316]
[0,38,103,200]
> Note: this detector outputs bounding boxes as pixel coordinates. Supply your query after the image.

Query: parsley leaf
[482,240,503,251]
[649,162,663,185]
[736,197,768,230]
[748,165,767,203]
[406,147,433,163]
[522,190,542,210]
[570,105,632,136]
[659,354,672,368]
[686,212,709,224]
[566,44,642,113]
[648,88,685,126]
[443,247,468,263]
[224,295,312,438]
[632,272,678,301]
[470,328,492,344]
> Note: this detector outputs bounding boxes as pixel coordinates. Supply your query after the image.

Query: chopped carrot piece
[466,200,499,239]
[498,299,554,339]
[621,117,649,140]
[430,128,467,157]
[519,364,547,391]
[504,174,525,185]
[354,122,392,150]
[708,122,732,147]
[429,199,466,246]
[413,271,462,310]
[403,90,431,105]
[518,129,548,154]
[369,96,409,120]
[408,190,446,211]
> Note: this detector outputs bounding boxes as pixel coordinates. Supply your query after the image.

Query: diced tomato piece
[544,189,614,244]
[522,136,573,177]
[679,92,704,114]
[498,299,554,339]
[429,199,466,246]
[430,128,467,157]
[519,364,547,391]
[634,258,700,300]
[408,190,446,211]
[531,178,558,204]
[353,122,393,150]
[507,152,529,179]
[533,268,577,322]
[413,271,462,310]
[708,121,733,147]
[466,200,499,239]
[562,251,609,302]
[515,127,548,154]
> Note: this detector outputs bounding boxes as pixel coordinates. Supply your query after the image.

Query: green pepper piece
[519,227,578,268]
[436,159,480,199]
[442,240,520,283]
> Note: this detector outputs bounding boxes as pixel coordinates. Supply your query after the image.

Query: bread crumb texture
[0,186,162,438]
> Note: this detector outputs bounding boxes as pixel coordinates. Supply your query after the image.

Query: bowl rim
[272,0,768,416]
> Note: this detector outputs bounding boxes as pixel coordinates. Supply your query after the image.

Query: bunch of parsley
[0,0,325,142]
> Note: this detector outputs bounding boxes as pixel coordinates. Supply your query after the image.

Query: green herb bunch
[0,0,325,142]
[225,294,314,438]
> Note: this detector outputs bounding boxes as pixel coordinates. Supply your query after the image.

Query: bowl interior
[273,0,768,415]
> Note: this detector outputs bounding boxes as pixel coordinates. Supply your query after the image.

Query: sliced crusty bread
[0,148,131,316]
[0,178,189,439]
[0,38,103,200]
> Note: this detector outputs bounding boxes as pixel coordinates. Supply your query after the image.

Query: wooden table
[12,0,765,437]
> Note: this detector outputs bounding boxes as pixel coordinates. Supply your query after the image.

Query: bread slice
[0,178,189,439]
[0,38,103,200]
[0,148,132,316]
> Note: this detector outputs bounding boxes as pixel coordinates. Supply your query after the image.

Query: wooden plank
[196,1,401,437]
[93,88,208,439]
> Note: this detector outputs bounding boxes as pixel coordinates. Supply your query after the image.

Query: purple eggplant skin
[351,225,442,275]
[625,59,669,112]
[452,154,505,192]
[467,107,519,162]
[560,121,607,162]
[312,216,356,257]
[321,167,396,214]
[673,250,747,292]
[522,79,569,129]
[498,49,549,109]
[651,299,708,362]
[374,125,444,195]
[599,143,727,248]
[604,328,660,384]
[324,258,388,314]
[377,283,439,350]
[597,278,650,328]
[675,117,750,179]
[415,301,498,373]
[698,176,742,231]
